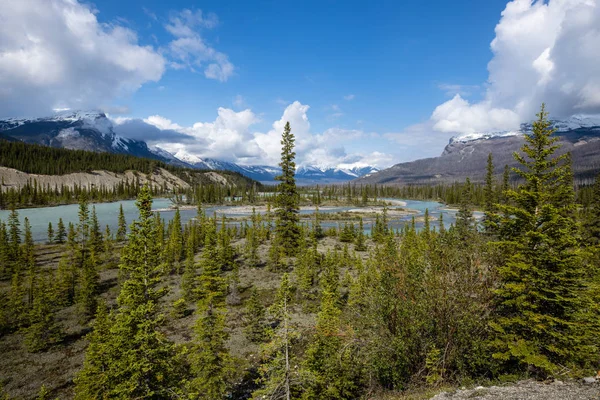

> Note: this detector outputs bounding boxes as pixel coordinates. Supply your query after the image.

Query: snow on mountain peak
[174,149,203,164]
[450,114,600,145]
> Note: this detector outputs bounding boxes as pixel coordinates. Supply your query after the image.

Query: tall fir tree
[116,203,127,242]
[56,218,66,244]
[491,104,597,375]
[74,185,183,398]
[274,122,301,256]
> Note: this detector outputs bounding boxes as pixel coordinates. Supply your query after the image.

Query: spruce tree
[74,301,112,399]
[75,185,183,398]
[244,286,268,342]
[584,173,600,246]
[274,122,300,256]
[56,218,66,244]
[252,273,301,400]
[455,178,474,241]
[24,275,64,352]
[188,227,232,399]
[47,222,54,244]
[116,203,127,242]
[491,104,597,375]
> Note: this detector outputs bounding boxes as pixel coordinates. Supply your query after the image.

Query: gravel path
[431,379,600,400]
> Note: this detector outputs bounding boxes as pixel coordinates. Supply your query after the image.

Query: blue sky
[103,0,506,131]
[1,0,599,167]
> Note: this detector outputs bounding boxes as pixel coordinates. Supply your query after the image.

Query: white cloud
[343,94,355,101]
[164,9,234,82]
[0,0,165,117]
[430,0,600,134]
[116,101,391,168]
[233,95,245,108]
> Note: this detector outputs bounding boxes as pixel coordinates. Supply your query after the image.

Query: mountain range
[0,111,378,184]
[356,115,600,186]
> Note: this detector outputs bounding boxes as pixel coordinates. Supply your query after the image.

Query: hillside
[0,140,258,190]
[356,121,600,186]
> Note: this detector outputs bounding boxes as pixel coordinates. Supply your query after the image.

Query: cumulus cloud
[0,0,166,117]
[431,0,600,134]
[114,101,392,168]
[164,9,234,81]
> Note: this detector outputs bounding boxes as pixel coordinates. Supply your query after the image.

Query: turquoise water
[0,198,474,242]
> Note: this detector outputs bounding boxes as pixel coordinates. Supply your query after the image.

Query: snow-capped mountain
[0,110,379,184]
[0,111,167,162]
[450,114,600,145]
[357,115,600,186]
[156,147,379,184]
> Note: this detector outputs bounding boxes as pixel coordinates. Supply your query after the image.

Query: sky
[1,0,600,168]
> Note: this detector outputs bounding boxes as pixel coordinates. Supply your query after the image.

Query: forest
[0,108,599,399]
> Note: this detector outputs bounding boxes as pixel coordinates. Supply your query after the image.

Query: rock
[553,380,564,385]
[582,377,597,384]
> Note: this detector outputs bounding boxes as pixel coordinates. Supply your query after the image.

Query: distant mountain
[0,111,182,165]
[161,148,379,184]
[356,115,600,186]
[0,111,379,184]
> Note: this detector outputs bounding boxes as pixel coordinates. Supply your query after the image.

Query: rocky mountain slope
[355,116,600,186]
[0,111,377,184]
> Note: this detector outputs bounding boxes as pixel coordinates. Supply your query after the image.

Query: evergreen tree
[7,204,20,272]
[244,287,268,342]
[354,218,367,252]
[483,153,499,234]
[56,218,66,244]
[74,185,183,398]
[116,203,127,242]
[252,273,301,400]
[492,104,597,375]
[455,178,474,241]
[274,122,301,256]
[24,275,64,352]
[89,206,103,255]
[47,222,54,244]
[584,173,600,246]
[74,301,113,399]
[188,226,232,399]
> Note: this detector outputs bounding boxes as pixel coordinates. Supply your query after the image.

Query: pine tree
[56,218,66,244]
[88,206,103,255]
[187,300,232,399]
[188,227,232,399]
[47,222,54,244]
[116,203,127,242]
[483,153,499,234]
[584,173,600,246]
[244,287,268,342]
[74,301,113,399]
[354,218,367,252]
[275,122,301,256]
[455,178,474,241]
[76,250,99,322]
[491,104,597,375]
[7,204,21,273]
[22,218,36,305]
[181,232,198,302]
[252,273,301,400]
[168,208,184,268]
[74,185,183,398]
[24,275,64,352]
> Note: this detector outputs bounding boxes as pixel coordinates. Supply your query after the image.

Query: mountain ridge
[356,116,600,186]
[0,111,378,184]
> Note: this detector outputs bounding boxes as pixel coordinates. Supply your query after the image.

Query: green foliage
[275,122,301,256]
[244,287,268,342]
[74,186,184,398]
[491,104,598,376]
[24,276,64,352]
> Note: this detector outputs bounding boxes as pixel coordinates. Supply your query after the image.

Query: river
[0,198,479,243]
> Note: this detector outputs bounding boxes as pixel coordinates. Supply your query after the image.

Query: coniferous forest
[0,105,599,399]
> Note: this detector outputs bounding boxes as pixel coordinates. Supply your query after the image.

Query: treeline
[0,108,599,399]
